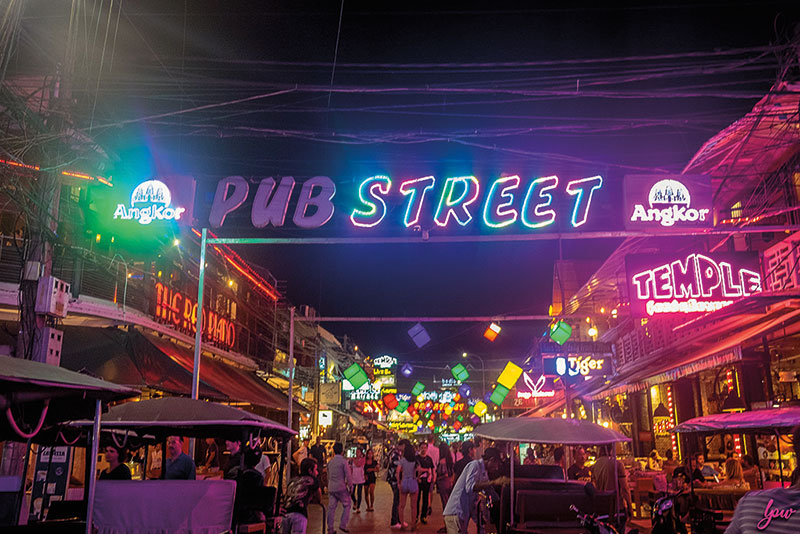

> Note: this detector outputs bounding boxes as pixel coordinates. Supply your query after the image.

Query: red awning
[143,331,300,412]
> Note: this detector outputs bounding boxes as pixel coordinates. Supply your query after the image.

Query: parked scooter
[570,504,639,534]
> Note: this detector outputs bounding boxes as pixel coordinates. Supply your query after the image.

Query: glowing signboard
[373,355,398,368]
[209,173,605,231]
[625,252,762,317]
[624,175,712,230]
[543,355,609,378]
[318,410,333,427]
[154,282,236,349]
[114,179,188,225]
[516,373,556,399]
[348,383,382,401]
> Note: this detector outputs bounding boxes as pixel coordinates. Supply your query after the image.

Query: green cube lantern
[490,384,510,405]
[411,381,426,396]
[451,363,470,382]
[549,320,573,345]
[344,363,369,390]
[396,401,409,413]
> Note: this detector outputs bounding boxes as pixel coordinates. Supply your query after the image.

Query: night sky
[13,1,800,367]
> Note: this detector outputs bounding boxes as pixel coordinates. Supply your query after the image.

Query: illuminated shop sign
[348,383,382,401]
[543,355,609,377]
[441,378,462,389]
[625,252,762,317]
[516,373,556,399]
[624,175,711,230]
[539,341,611,355]
[388,421,418,432]
[154,282,236,349]
[114,178,193,225]
[373,355,397,368]
[208,174,604,231]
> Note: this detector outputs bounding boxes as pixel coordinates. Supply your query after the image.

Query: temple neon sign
[626,252,762,317]
[209,173,604,230]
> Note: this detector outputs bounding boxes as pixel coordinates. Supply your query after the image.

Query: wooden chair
[632,477,655,518]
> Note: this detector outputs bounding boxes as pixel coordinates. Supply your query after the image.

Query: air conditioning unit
[35,275,70,318]
[33,327,63,366]
[300,305,316,319]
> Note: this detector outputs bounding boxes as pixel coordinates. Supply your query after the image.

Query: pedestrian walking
[442,447,508,534]
[350,447,366,513]
[397,442,420,530]
[386,440,405,529]
[326,443,352,534]
[453,440,474,482]
[364,448,378,512]
[416,442,435,525]
[435,443,454,534]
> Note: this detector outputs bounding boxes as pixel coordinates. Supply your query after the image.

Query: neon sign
[154,282,236,349]
[543,355,608,377]
[626,252,762,317]
[208,173,604,231]
[114,180,187,225]
[373,355,398,369]
[624,174,712,230]
[516,373,556,399]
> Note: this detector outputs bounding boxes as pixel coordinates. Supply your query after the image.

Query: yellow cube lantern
[473,400,488,417]
[497,361,523,390]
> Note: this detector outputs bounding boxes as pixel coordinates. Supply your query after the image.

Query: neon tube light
[566,175,603,227]
[434,176,480,227]
[350,175,392,228]
[400,176,436,227]
[521,175,558,229]
[482,175,520,228]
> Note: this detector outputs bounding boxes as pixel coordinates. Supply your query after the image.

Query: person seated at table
[648,449,663,471]
[696,454,719,480]
[164,435,196,480]
[567,446,591,480]
[715,458,749,489]
[553,446,567,478]
[672,453,705,487]
[99,444,132,480]
[227,446,266,525]
[661,449,679,480]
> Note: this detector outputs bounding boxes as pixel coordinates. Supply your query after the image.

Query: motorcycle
[570,504,638,534]
[651,491,688,534]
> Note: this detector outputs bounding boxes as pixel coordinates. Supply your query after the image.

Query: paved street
[309,480,456,534]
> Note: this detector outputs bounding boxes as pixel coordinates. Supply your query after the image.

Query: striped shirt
[725,488,800,534]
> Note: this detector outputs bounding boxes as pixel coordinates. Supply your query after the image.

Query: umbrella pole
[85,399,101,534]
[510,442,515,532]
[776,430,784,487]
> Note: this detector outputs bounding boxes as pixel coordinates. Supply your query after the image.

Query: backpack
[281,475,314,511]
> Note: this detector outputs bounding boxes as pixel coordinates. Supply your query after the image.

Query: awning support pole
[510,443,515,531]
[776,430,785,487]
[85,398,101,534]
[286,306,295,489]
[192,228,208,401]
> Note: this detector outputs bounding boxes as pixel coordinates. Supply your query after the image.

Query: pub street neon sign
[114,179,187,225]
[208,174,604,230]
[626,252,762,317]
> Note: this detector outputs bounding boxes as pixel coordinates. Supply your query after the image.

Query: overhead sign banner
[623,174,712,231]
[625,252,762,317]
[543,355,610,378]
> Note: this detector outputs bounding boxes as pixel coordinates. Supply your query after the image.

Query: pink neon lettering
[632,271,653,299]
[758,498,797,530]
[740,269,761,296]
[670,256,700,298]
[652,265,672,299]
[719,262,743,297]
[696,254,721,297]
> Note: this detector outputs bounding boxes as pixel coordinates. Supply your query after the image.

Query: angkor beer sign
[625,252,762,317]
[624,175,711,230]
[208,174,605,231]
[154,282,236,349]
[113,177,195,226]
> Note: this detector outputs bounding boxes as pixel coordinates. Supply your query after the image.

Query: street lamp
[462,352,486,400]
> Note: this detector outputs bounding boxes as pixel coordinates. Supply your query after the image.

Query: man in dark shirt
[672,453,705,487]
[453,440,474,482]
[386,439,406,529]
[567,446,591,480]
[164,435,196,480]
[283,458,321,534]
[309,437,326,492]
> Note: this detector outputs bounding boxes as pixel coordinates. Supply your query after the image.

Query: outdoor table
[693,487,750,511]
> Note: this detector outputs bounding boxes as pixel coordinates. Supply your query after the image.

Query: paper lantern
[411,381,426,396]
[483,322,501,341]
[451,363,470,382]
[490,384,510,405]
[401,363,414,377]
[474,400,488,417]
[396,401,409,413]
[382,393,399,410]
[549,320,572,345]
[497,362,523,389]
[344,363,369,390]
[470,414,481,425]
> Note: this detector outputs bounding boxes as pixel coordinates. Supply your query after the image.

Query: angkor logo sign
[630,178,710,228]
[114,179,186,225]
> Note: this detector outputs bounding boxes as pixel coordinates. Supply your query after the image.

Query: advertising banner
[623,174,712,231]
[625,252,762,317]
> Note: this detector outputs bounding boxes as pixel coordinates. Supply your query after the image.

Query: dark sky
[14,1,800,365]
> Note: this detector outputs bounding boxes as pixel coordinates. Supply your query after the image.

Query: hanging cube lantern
[473,400,488,417]
[549,320,572,345]
[470,414,481,425]
[490,384,510,405]
[497,361,523,390]
[458,383,471,398]
[483,322,501,341]
[396,400,409,413]
[453,420,462,430]
[451,363,470,382]
[344,363,369,390]
[401,363,414,377]
[408,323,431,348]
[483,391,493,403]
[411,381,426,396]
[382,393,399,410]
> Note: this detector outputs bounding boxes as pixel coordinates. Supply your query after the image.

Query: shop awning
[142,330,303,412]
[672,407,800,434]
